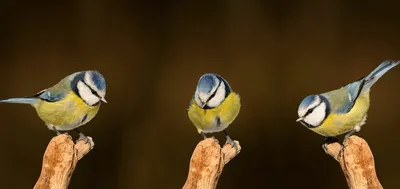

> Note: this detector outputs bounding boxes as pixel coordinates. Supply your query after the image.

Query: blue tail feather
[0,98,38,104]
[364,60,399,89]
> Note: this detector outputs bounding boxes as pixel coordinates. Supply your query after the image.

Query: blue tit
[0,71,106,142]
[188,73,241,146]
[296,60,399,149]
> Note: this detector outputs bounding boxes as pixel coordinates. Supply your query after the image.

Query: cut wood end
[51,133,74,145]
[222,141,241,164]
[34,134,95,189]
[196,138,241,163]
[48,134,94,161]
[191,138,222,164]
[325,141,341,161]
[75,137,95,160]
[324,135,383,189]
[183,138,241,189]
[325,135,368,161]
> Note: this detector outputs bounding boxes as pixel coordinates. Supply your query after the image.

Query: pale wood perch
[34,134,95,189]
[183,138,241,189]
[325,135,382,189]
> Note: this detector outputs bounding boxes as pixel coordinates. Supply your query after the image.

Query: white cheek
[198,92,209,103]
[77,81,100,106]
[304,103,326,127]
[206,82,226,108]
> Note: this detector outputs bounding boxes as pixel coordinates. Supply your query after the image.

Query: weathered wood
[183,138,241,189]
[34,134,94,189]
[325,135,382,189]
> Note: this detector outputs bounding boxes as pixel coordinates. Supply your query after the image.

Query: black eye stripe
[304,103,320,117]
[81,80,101,98]
[206,80,222,104]
[299,95,330,128]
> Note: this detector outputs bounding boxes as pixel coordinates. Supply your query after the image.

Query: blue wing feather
[36,89,66,102]
[336,79,365,113]
[35,73,78,102]
[328,60,398,114]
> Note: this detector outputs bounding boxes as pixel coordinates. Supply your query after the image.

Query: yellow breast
[310,93,370,137]
[34,91,100,131]
[188,92,241,133]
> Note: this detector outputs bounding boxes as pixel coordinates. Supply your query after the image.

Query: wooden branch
[183,138,241,189]
[325,135,382,189]
[34,134,94,189]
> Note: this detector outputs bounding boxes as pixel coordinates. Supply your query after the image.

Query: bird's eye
[307,109,314,114]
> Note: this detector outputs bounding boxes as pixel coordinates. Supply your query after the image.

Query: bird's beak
[296,118,303,122]
[101,98,108,103]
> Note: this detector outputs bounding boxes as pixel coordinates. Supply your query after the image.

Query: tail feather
[0,98,38,104]
[364,60,399,89]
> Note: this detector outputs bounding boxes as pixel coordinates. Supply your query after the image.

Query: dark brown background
[1,1,400,188]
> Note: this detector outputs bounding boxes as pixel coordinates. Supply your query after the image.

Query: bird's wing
[34,75,76,102]
[324,78,366,114]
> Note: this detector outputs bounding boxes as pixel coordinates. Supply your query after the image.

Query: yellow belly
[33,91,100,131]
[310,94,370,137]
[188,92,241,133]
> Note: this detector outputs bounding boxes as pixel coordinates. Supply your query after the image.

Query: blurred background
[0,1,400,188]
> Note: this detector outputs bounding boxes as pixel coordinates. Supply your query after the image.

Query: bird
[188,73,241,148]
[0,70,107,143]
[296,60,399,151]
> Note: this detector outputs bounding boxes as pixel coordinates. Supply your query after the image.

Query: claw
[322,143,329,154]
[226,137,238,151]
[224,132,238,153]
[340,143,345,154]
[76,132,92,149]
[322,137,338,155]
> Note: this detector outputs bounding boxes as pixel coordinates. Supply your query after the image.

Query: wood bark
[183,138,241,189]
[34,134,94,189]
[325,135,382,189]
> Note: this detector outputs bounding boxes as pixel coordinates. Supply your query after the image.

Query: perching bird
[0,71,106,143]
[296,60,399,150]
[188,73,241,147]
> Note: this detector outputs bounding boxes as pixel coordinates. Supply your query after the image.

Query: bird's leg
[341,129,357,153]
[224,130,238,152]
[322,137,339,154]
[75,129,92,147]
[52,126,61,136]
[200,132,207,140]
[344,130,357,144]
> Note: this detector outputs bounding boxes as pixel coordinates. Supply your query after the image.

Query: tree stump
[183,138,241,189]
[325,135,382,189]
[34,134,94,189]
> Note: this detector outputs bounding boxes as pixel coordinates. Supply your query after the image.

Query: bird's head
[194,73,231,109]
[73,71,107,106]
[297,95,330,128]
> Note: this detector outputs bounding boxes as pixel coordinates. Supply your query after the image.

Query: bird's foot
[200,132,208,140]
[52,126,61,136]
[225,135,239,153]
[77,132,92,148]
[322,137,339,154]
[339,130,356,155]
[339,143,345,156]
